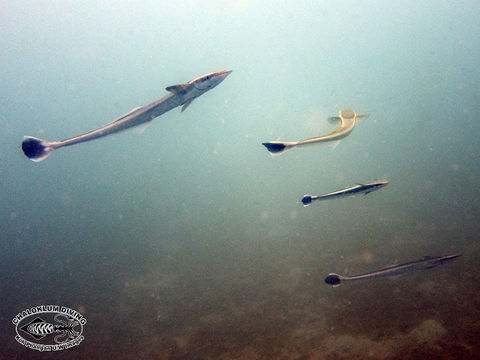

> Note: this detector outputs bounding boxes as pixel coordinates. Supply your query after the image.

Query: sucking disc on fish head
[339,109,356,120]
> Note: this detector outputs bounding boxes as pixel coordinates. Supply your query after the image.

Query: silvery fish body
[22,70,232,162]
[301,180,389,206]
[325,254,461,286]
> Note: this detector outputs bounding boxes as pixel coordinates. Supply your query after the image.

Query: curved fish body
[22,69,232,162]
[262,108,368,155]
[301,180,388,207]
[325,254,461,286]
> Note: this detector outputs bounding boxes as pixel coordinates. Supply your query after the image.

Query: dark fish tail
[21,136,57,162]
[262,141,295,155]
[301,195,314,206]
[325,273,343,286]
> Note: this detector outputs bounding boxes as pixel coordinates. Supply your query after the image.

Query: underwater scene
[1,1,480,359]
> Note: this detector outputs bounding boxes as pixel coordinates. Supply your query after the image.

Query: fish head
[364,180,389,192]
[191,69,232,91]
[339,109,356,120]
[375,180,389,189]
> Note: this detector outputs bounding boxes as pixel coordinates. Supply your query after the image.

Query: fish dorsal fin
[113,106,143,123]
[381,262,400,270]
[356,183,369,192]
[181,98,195,112]
[422,255,433,260]
[356,113,369,119]
[127,106,142,115]
[166,84,188,94]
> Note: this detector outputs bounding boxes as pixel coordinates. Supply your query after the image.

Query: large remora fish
[301,180,389,207]
[22,69,232,162]
[262,108,368,155]
[325,254,461,287]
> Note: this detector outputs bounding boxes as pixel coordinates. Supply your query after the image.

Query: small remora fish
[325,254,461,287]
[21,69,232,162]
[262,108,368,155]
[301,180,389,206]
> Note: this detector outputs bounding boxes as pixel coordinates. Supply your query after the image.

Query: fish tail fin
[301,195,314,207]
[324,273,343,287]
[262,141,296,155]
[21,136,57,162]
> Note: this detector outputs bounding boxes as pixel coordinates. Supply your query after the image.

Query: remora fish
[21,69,232,162]
[325,254,461,286]
[301,180,388,206]
[262,108,368,155]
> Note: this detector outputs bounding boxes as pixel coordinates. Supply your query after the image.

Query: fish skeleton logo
[12,305,86,352]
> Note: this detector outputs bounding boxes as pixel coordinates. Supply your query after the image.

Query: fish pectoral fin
[166,84,188,94]
[181,98,196,112]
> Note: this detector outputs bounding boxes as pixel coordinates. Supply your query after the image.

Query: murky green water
[1,1,479,359]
